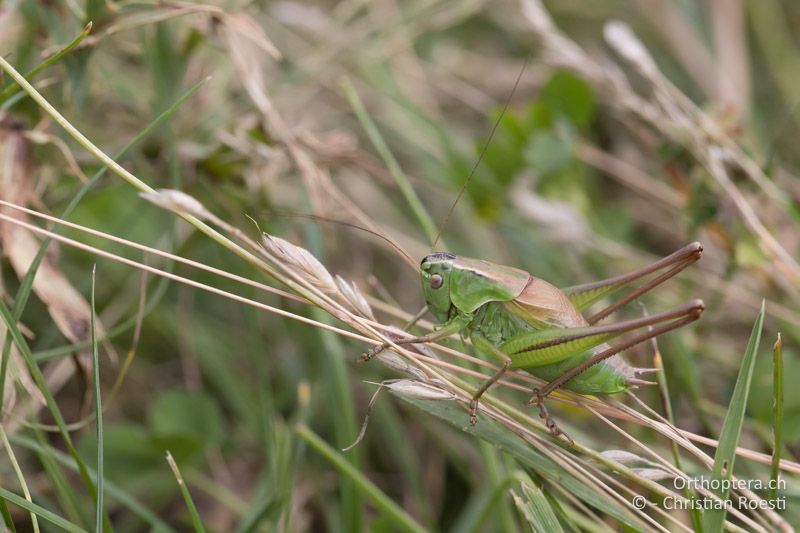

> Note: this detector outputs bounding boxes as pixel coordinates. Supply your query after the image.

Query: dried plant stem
[0,56,451,391]
[520,0,800,290]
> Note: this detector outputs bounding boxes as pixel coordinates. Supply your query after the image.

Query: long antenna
[265,210,419,271]
[431,53,532,248]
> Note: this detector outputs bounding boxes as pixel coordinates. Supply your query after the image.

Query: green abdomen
[469,302,631,395]
[520,354,629,395]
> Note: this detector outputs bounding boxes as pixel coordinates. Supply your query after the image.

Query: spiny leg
[470,335,573,443]
[586,261,695,324]
[565,243,702,307]
[469,360,510,425]
[531,395,573,446]
[527,299,704,405]
[469,334,512,425]
[503,299,704,442]
[501,299,705,369]
[564,242,702,323]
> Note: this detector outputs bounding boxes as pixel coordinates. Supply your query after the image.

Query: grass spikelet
[1,1,799,531]
[384,379,457,401]
[138,189,211,220]
[335,275,374,320]
[261,234,337,293]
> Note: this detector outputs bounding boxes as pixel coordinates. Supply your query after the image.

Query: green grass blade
[0,53,318,307]
[8,75,209,320]
[0,55,153,192]
[654,352,702,531]
[702,301,765,532]
[0,425,39,532]
[295,423,428,533]
[0,336,12,466]
[166,451,206,533]
[236,380,304,533]
[459,469,528,531]
[0,22,92,104]
[0,76,207,408]
[395,392,646,530]
[0,498,17,533]
[0,299,100,506]
[311,309,363,532]
[769,333,784,502]
[34,277,171,362]
[513,481,564,533]
[340,77,442,247]
[9,434,176,532]
[476,441,517,531]
[90,266,105,533]
[0,499,15,532]
[0,487,86,533]
[304,210,363,531]
[33,427,85,526]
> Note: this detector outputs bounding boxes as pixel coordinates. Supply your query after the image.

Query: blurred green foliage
[1,0,799,531]
[447,71,596,220]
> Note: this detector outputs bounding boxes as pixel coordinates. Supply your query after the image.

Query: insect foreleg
[468,334,512,425]
[359,314,470,362]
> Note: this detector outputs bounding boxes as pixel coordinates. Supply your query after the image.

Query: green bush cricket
[354,57,704,443]
[362,244,703,442]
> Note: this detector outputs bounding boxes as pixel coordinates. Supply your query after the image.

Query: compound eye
[429,274,443,289]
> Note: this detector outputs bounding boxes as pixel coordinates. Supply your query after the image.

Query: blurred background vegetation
[0,0,799,531]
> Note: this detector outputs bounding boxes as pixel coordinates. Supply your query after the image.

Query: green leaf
[149,391,224,449]
[539,72,595,129]
[526,101,553,131]
[481,110,528,185]
[734,238,768,268]
[513,482,565,533]
[524,131,573,176]
[14,434,175,532]
[394,393,644,530]
[79,424,161,480]
[702,302,765,532]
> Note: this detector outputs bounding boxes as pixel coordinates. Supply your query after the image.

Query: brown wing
[507,276,588,329]
[507,276,640,383]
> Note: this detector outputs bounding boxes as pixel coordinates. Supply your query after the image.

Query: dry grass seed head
[139,189,211,220]
[261,234,337,293]
[335,275,375,320]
